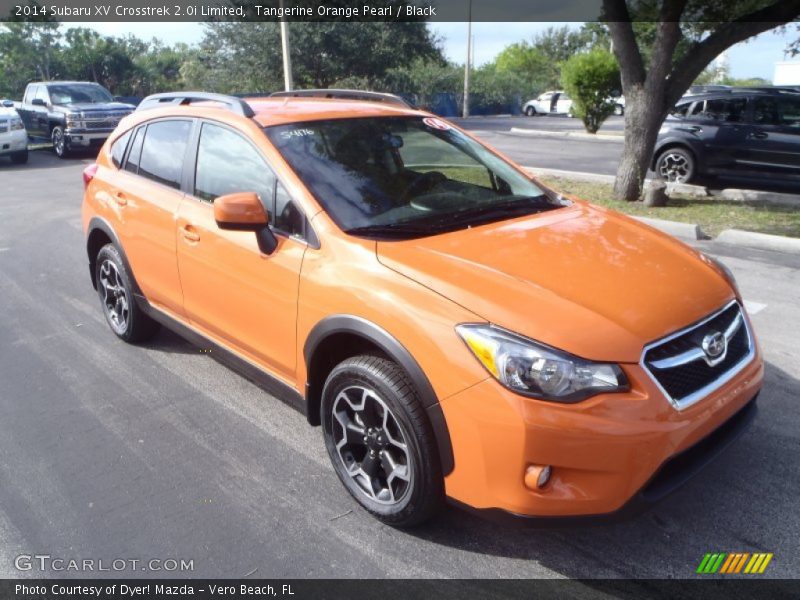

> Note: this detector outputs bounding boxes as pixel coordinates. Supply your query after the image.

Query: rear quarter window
[110,130,132,169]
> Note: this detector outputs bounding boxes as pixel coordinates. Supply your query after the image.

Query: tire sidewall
[321,361,431,521]
[656,147,695,183]
[95,245,135,341]
[52,126,67,158]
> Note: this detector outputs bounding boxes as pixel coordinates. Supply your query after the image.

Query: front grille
[77,111,129,130]
[643,302,753,409]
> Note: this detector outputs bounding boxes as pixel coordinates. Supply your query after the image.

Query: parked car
[0,103,28,164]
[523,90,574,116]
[83,90,762,527]
[17,81,134,158]
[653,88,800,184]
[523,91,624,117]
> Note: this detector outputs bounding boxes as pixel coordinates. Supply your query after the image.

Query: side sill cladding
[304,315,455,475]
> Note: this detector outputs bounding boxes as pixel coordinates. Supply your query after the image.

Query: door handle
[750,130,768,139]
[180,225,201,243]
[111,190,127,206]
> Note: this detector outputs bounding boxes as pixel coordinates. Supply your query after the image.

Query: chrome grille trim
[640,300,756,411]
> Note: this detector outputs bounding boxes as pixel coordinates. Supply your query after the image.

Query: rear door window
[689,97,747,123]
[138,120,191,189]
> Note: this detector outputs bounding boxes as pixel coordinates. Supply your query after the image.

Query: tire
[52,125,70,158]
[10,149,28,164]
[321,355,444,527]
[525,106,536,117]
[655,147,695,184]
[95,244,160,343]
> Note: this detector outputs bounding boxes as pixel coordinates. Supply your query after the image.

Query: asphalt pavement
[0,150,798,579]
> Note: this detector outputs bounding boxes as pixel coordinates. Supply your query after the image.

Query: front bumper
[0,129,28,155]
[65,129,112,148]
[439,344,763,519]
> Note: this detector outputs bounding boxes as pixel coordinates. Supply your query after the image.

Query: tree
[494,42,550,96]
[603,0,800,201]
[561,49,621,133]
[530,25,595,88]
[186,22,443,94]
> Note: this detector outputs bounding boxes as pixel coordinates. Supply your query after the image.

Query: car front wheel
[52,126,69,158]
[321,355,444,527]
[525,106,536,116]
[656,147,695,183]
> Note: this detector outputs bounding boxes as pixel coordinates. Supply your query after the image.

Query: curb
[715,229,800,254]
[510,127,624,142]
[524,167,616,185]
[632,216,708,241]
[716,188,800,208]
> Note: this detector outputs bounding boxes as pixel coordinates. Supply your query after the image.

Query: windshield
[48,84,113,105]
[265,116,567,238]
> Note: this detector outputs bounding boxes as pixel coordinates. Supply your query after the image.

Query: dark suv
[17,81,134,158]
[653,88,800,185]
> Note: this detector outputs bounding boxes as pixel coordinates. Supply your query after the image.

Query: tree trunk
[613,86,667,201]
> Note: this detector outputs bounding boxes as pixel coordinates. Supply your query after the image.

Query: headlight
[700,252,740,298]
[10,117,24,130]
[66,114,84,128]
[456,324,629,403]
[658,125,670,134]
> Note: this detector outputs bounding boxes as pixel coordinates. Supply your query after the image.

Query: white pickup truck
[0,100,28,164]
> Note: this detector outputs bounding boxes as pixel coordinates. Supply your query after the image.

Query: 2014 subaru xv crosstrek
[82,90,763,527]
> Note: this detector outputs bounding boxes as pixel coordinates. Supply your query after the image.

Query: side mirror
[31,98,46,106]
[213,192,277,254]
[1,99,13,108]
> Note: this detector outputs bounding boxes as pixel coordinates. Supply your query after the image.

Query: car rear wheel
[52,126,70,158]
[525,106,536,116]
[95,244,160,343]
[321,355,444,527]
[656,147,695,183]
[10,149,28,164]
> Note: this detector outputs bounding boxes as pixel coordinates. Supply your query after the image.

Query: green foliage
[0,23,194,98]
[494,42,550,96]
[182,22,443,93]
[561,49,621,133]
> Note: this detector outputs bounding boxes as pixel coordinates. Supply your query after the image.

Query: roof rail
[136,92,255,117]
[269,89,414,108]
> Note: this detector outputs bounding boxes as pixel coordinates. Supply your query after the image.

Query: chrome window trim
[640,300,756,411]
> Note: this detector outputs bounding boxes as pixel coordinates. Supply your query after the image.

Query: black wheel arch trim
[86,217,143,296]
[304,314,455,475]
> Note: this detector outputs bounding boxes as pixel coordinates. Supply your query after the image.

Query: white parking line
[744,300,768,315]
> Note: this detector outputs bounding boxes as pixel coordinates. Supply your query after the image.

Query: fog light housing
[524,464,551,490]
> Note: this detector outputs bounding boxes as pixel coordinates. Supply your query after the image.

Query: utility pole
[279,0,294,91]
[462,0,472,118]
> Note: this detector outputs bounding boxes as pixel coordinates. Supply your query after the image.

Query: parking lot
[0,149,799,579]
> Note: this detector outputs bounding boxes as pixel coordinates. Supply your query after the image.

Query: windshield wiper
[345,223,440,239]
[442,194,556,224]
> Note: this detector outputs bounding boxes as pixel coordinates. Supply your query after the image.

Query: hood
[377,203,733,363]
[56,102,133,114]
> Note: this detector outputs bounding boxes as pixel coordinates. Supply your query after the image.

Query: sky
[72,21,800,82]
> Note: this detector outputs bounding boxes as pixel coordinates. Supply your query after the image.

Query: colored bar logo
[697,552,773,574]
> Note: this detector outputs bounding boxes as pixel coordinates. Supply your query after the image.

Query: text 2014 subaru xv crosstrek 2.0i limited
[82,90,763,527]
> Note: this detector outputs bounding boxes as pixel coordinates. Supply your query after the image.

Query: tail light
[83,164,98,189]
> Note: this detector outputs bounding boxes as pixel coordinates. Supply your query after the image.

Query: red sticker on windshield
[423,117,451,131]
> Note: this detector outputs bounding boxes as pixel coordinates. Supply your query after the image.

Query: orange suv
[82,90,763,527]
